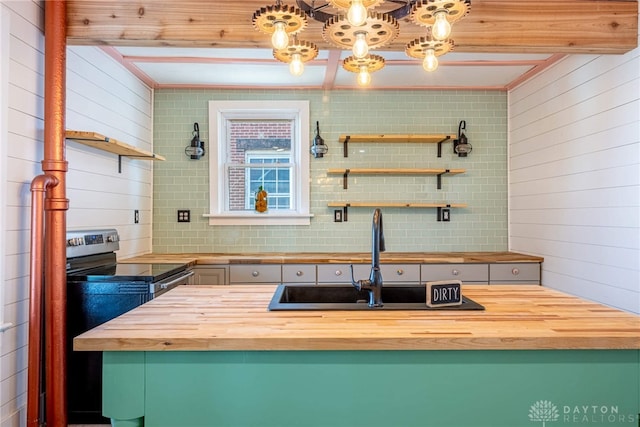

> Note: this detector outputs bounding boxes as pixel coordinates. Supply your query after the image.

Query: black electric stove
[66,229,192,424]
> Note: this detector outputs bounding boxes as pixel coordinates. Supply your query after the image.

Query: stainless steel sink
[268,284,485,311]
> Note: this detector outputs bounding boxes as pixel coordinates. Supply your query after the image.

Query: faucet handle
[349,264,358,288]
[349,264,370,290]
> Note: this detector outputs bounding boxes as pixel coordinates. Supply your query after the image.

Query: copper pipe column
[43,1,69,426]
[27,175,58,427]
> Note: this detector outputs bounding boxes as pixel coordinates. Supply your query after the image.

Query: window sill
[204,212,313,226]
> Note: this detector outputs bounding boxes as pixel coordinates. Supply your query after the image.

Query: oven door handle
[159,271,194,289]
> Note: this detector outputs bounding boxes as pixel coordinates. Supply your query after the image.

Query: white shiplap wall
[66,45,155,257]
[508,45,640,313]
[0,1,154,426]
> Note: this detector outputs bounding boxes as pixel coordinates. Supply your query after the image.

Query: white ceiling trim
[100,46,565,91]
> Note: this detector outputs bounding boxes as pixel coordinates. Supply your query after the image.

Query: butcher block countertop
[74,285,639,352]
[120,251,543,265]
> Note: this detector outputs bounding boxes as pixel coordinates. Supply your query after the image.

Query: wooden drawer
[317,264,368,283]
[490,263,540,284]
[282,264,316,283]
[229,265,282,284]
[421,264,488,284]
[380,264,420,284]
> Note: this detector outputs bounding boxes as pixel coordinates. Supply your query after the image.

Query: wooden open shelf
[328,202,468,209]
[327,168,465,189]
[339,134,452,157]
[66,130,165,172]
[328,202,467,222]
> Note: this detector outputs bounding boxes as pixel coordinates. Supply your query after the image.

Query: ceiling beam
[66,0,638,54]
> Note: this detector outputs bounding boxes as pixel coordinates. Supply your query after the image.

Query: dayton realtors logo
[529,400,638,425]
[529,400,560,426]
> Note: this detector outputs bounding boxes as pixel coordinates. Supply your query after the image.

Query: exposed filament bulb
[352,32,369,58]
[271,21,289,50]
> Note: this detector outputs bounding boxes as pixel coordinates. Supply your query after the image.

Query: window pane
[225,119,293,211]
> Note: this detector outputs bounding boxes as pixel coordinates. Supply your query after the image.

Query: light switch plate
[177,210,191,222]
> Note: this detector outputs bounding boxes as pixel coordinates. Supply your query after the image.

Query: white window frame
[205,100,311,225]
[244,151,292,210]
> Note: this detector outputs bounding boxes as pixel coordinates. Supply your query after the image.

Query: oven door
[152,270,194,297]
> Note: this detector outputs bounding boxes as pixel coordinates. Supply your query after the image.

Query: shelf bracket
[343,135,350,157]
[342,204,349,222]
[436,136,452,158]
[342,169,350,189]
[118,155,123,173]
[436,169,449,190]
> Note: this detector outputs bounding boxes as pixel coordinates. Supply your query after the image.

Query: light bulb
[347,0,367,27]
[357,65,371,86]
[271,21,289,50]
[432,10,451,40]
[352,32,369,59]
[289,53,304,76]
[422,49,438,72]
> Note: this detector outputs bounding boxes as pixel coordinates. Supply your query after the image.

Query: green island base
[103,350,639,427]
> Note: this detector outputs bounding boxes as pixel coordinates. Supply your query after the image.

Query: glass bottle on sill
[255,186,268,213]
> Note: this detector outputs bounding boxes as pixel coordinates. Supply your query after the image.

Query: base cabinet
[229,264,282,285]
[422,264,489,285]
[489,263,540,284]
[190,266,228,285]
[282,264,316,284]
[188,262,541,286]
[317,264,368,284]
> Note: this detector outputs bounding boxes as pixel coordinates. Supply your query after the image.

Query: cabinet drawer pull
[252,271,259,277]
[396,269,404,276]
[512,268,520,276]
[296,271,304,277]
[452,269,460,276]
[335,270,343,276]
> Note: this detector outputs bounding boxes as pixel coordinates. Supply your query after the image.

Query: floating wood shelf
[327,168,465,189]
[66,130,165,173]
[339,134,451,157]
[328,202,467,222]
[328,202,467,208]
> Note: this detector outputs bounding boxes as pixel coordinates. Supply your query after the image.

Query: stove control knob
[106,234,119,243]
[66,237,84,247]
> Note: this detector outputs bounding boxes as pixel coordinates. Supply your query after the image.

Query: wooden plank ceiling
[66,0,638,54]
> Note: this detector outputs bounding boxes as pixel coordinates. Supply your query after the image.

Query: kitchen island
[74,285,640,427]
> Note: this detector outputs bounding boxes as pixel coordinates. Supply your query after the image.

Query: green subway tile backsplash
[152,89,507,253]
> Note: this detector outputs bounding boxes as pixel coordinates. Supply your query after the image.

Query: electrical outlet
[134,210,139,224]
[334,209,342,222]
[437,208,450,222]
[177,210,191,223]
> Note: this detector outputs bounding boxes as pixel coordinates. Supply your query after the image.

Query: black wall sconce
[310,121,328,158]
[185,122,205,160]
[453,120,472,157]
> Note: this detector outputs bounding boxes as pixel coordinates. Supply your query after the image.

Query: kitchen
[1,1,639,426]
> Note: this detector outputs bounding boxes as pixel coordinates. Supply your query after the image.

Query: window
[206,100,311,225]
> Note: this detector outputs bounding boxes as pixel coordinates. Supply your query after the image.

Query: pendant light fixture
[252,1,308,50]
[252,1,472,85]
[343,54,385,87]
[410,0,471,41]
[327,0,384,27]
[273,36,319,76]
[405,33,454,73]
